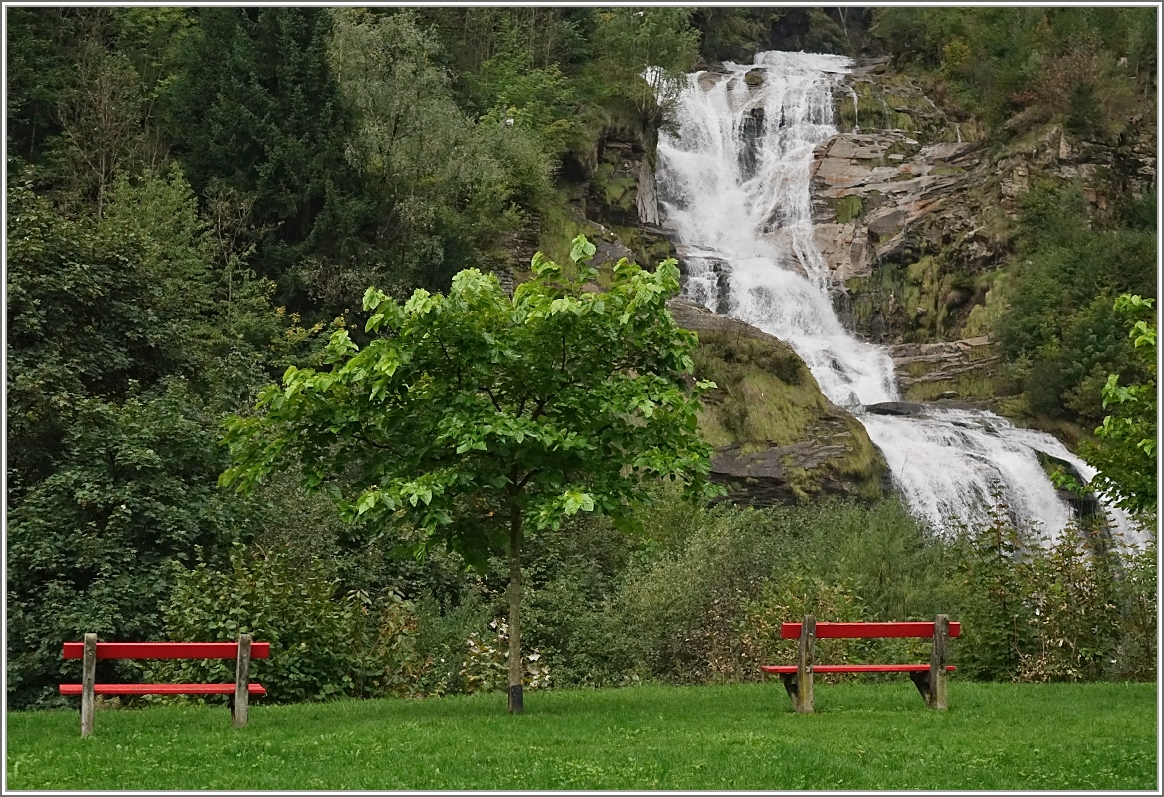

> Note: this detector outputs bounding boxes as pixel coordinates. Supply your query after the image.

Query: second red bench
[761,615,960,713]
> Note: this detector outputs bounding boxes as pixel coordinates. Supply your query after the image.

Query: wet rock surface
[886,336,1005,403]
[863,401,926,417]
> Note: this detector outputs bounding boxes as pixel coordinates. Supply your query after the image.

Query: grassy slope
[7,681,1156,790]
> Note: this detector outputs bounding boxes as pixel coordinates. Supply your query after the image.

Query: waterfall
[656,51,1143,545]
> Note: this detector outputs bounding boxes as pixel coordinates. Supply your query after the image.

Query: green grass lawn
[6,681,1157,790]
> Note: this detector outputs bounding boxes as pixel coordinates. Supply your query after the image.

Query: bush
[950,494,1156,683]
[1016,524,1121,682]
[522,491,1154,688]
[741,575,875,675]
[1105,540,1157,681]
[150,544,423,702]
[409,590,491,696]
[607,502,791,684]
[575,495,963,685]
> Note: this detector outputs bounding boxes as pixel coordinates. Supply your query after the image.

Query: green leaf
[570,234,597,265]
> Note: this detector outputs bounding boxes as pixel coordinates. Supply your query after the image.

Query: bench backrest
[62,642,270,660]
[780,621,961,640]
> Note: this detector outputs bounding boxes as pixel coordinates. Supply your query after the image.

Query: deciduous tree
[220,236,719,712]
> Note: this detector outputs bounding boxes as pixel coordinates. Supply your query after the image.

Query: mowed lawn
[6,681,1157,791]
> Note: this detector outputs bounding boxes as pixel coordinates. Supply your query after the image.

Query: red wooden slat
[62,642,270,659]
[761,664,956,674]
[59,683,266,696]
[779,622,961,639]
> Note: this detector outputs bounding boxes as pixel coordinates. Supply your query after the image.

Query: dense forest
[6,7,1157,708]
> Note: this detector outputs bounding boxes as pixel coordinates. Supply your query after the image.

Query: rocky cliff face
[810,57,1156,407]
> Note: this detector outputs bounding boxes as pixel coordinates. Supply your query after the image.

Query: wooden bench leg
[780,672,798,708]
[928,615,949,711]
[233,633,251,728]
[911,615,950,710]
[81,633,97,737]
[909,670,932,704]
[794,615,815,714]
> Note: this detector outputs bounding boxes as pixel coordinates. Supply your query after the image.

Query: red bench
[761,615,959,713]
[60,634,269,736]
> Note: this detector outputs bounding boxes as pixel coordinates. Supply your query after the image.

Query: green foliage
[950,498,1035,680]
[6,7,82,164]
[8,3,1155,714]
[159,7,370,313]
[873,7,1154,135]
[532,496,956,686]
[994,182,1156,424]
[6,164,288,710]
[1016,525,1121,682]
[608,502,789,684]
[518,492,1154,688]
[152,545,423,703]
[324,8,551,304]
[1080,295,1157,517]
[409,592,492,696]
[7,180,169,493]
[692,8,770,63]
[1106,542,1158,681]
[6,380,260,709]
[590,8,699,118]
[457,19,583,158]
[743,576,872,675]
[220,236,717,707]
[221,237,716,563]
[950,494,1155,683]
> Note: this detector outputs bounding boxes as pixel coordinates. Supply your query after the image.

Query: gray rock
[863,401,927,416]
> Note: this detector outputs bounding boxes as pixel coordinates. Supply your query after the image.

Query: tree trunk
[507,501,524,714]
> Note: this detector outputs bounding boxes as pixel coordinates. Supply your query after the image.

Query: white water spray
[656,51,1144,545]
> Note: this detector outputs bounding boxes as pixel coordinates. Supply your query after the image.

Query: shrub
[1016,524,1121,682]
[608,502,791,684]
[948,498,1034,681]
[1105,540,1157,681]
[741,574,874,676]
[150,544,423,702]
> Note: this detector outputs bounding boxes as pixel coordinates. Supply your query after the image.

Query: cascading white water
[658,52,897,408]
[656,51,1144,545]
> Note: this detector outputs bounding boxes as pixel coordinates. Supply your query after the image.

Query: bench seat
[60,683,266,696]
[761,664,955,675]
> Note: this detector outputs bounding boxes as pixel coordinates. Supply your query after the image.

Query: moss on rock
[669,299,887,506]
[830,194,865,224]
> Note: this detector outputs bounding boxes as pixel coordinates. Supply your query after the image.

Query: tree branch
[353,432,394,450]
[515,468,540,492]
[433,332,461,389]
[479,385,503,413]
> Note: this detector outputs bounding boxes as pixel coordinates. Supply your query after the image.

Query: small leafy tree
[220,236,718,712]
[1082,294,1156,519]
